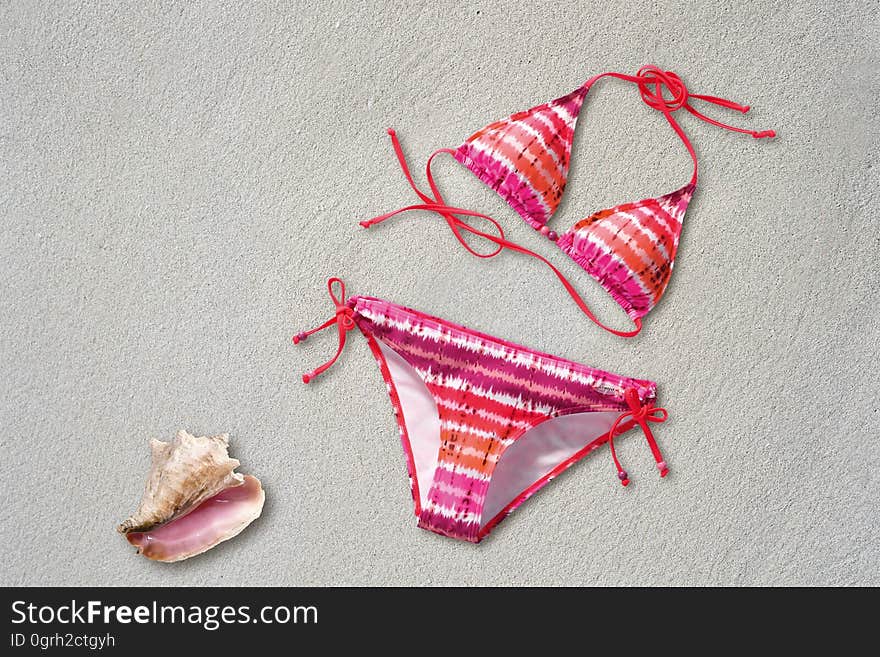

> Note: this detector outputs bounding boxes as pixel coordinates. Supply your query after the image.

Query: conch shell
[118,430,264,562]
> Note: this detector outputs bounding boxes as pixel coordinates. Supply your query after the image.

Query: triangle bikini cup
[361,66,775,337]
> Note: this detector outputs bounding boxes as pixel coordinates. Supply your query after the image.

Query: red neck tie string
[607,388,669,487]
[381,129,507,258]
[292,277,356,383]
[590,65,776,183]
[361,129,642,338]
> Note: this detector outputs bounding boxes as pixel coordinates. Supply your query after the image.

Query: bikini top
[361,66,775,337]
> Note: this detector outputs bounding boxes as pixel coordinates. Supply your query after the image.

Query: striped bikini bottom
[294,279,669,543]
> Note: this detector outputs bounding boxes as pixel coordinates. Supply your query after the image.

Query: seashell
[118,430,264,562]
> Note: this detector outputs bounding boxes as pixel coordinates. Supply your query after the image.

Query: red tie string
[590,65,776,183]
[292,277,356,383]
[607,388,669,487]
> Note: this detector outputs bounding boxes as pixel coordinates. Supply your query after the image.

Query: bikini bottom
[293,278,669,543]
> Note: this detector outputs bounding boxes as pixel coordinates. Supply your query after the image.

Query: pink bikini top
[361,66,775,337]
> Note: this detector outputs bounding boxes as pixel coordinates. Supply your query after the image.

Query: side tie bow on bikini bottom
[293,278,670,543]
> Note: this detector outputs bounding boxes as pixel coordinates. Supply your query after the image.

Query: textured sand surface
[1,0,877,585]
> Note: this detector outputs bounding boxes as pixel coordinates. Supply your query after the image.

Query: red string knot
[635,65,689,113]
[336,305,355,330]
[293,278,357,384]
[609,387,670,487]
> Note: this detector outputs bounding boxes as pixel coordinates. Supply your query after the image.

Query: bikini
[360,65,774,336]
[294,278,667,543]
[294,67,774,542]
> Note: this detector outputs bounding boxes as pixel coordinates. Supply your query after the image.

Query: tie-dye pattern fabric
[351,295,659,543]
[556,183,695,319]
[453,86,591,230]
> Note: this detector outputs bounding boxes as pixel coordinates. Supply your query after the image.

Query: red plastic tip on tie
[753,130,776,139]
[358,220,372,229]
[386,128,396,136]
[657,461,669,477]
[293,331,307,344]
[741,105,751,113]
[618,470,630,487]
[302,372,313,384]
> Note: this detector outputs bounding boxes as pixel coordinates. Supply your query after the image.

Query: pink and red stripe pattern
[352,295,657,542]
[453,85,590,230]
[557,183,694,319]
